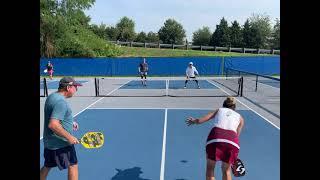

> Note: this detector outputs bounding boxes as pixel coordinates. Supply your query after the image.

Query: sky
[84,0,280,42]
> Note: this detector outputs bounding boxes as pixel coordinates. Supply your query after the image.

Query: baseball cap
[59,77,83,87]
[189,62,193,65]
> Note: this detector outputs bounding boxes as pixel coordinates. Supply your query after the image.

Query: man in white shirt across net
[184,62,200,89]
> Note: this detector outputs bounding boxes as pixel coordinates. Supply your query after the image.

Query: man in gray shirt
[40,77,82,180]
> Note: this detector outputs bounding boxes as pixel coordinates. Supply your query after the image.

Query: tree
[270,18,280,49]
[40,0,121,57]
[210,17,230,47]
[105,26,119,41]
[40,0,68,57]
[248,13,272,48]
[116,16,136,41]
[229,21,243,48]
[242,19,252,48]
[146,31,159,43]
[158,19,186,44]
[192,26,211,46]
[89,23,107,40]
[135,32,147,42]
[57,0,95,26]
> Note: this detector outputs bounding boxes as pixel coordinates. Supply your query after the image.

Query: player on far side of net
[184,62,200,89]
[46,61,54,80]
[138,57,149,86]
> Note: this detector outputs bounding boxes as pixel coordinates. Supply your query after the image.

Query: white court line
[88,107,215,110]
[100,79,132,95]
[40,97,105,140]
[40,81,130,140]
[258,81,280,89]
[160,108,168,180]
[208,80,280,130]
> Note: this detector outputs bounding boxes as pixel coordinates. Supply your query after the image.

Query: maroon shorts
[48,70,53,75]
[206,142,239,164]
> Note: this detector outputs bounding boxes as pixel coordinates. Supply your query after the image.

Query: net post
[240,76,243,97]
[225,68,228,77]
[96,78,100,96]
[237,77,241,96]
[43,77,48,97]
[255,75,258,92]
[94,77,98,97]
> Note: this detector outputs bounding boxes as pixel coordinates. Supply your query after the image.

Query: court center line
[160,108,168,180]
[208,80,280,130]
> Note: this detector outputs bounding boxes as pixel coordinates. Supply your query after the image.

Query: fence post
[229,46,232,52]
[172,43,174,49]
[214,46,216,51]
[243,48,245,53]
[144,42,147,48]
[158,42,160,49]
[116,40,119,45]
[257,48,260,54]
[200,45,202,51]
[271,49,274,54]
[130,41,132,47]
[186,44,188,50]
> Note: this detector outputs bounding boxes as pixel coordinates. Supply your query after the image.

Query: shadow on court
[111,167,150,180]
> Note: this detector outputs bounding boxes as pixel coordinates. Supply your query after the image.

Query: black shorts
[44,145,78,170]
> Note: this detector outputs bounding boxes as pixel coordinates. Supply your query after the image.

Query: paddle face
[80,132,104,149]
[44,69,48,73]
[231,158,246,177]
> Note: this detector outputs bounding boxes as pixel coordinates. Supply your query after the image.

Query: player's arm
[186,110,218,126]
[48,101,79,144]
[194,68,199,76]
[236,116,244,136]
[48,119,79,144]
[186,68,189,79]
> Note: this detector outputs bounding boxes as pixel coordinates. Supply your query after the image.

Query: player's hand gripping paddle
[78,132,104,149]
[231,158,246,177]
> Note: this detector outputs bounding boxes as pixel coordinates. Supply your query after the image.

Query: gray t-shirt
[43,92,73,149]
[139,63,148,72]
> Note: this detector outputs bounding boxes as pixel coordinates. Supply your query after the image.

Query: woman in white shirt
[186,97,244,180]
[185,62,200,88]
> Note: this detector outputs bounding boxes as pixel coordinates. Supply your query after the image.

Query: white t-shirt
[186,66,199,77]
[212,108,241,133]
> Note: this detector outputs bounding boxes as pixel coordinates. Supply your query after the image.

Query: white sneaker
[184,86,186,89]
[198,86,200,89]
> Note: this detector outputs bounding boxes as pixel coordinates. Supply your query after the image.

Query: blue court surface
[258,80,280,88]
[169,80,217,89]
[40,108,279,180]
[120,80,166,89]
[40,80,88,89]
[119,80,218,89]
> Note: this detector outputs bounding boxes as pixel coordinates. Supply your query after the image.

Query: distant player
[46,61,54,80]
[138,58,149,86]
[184,62,200,88]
